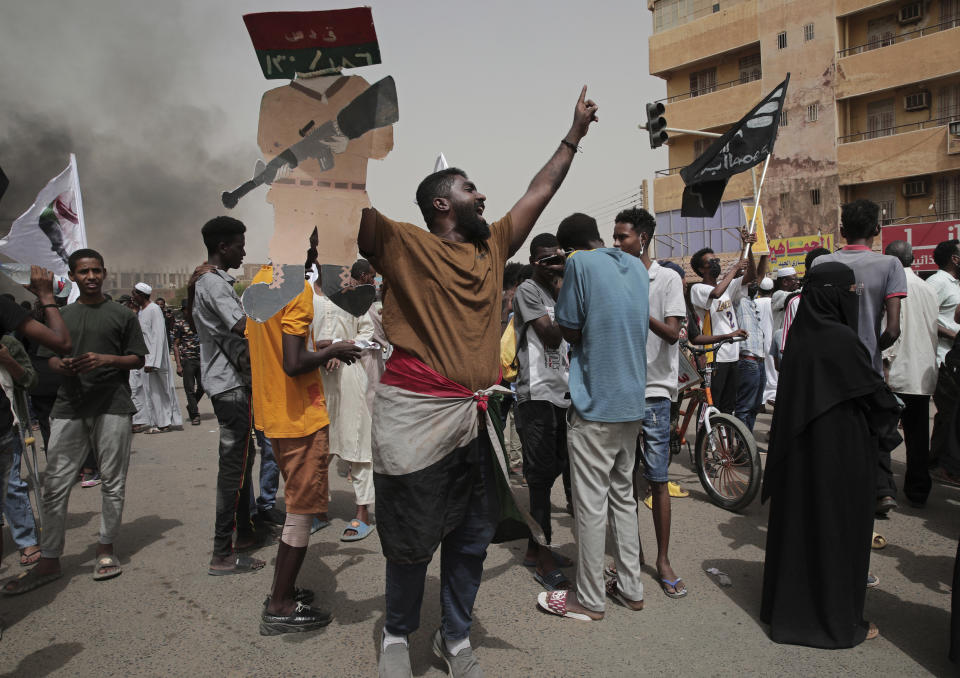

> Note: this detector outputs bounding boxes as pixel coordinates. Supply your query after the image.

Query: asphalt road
[1,386,958,677]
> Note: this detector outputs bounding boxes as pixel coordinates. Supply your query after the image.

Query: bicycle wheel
[694,412,761,512]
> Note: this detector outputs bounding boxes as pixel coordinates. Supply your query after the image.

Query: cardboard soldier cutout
[231,8,396,321]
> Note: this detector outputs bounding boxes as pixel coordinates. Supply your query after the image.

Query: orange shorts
[271,427,330,515]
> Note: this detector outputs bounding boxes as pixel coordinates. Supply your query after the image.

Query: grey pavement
[1,387,957,677]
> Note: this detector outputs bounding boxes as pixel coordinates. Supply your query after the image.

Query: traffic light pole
[664,127,722,138]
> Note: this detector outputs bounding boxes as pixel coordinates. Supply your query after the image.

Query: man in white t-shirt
[513,233,572,592]
[613,208,688,599]
[689,233,758,414]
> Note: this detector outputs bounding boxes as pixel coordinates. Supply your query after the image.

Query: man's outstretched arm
[507,86,598,257]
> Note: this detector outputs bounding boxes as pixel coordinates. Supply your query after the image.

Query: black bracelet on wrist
[40,303,58,309]
[561,139,580,153]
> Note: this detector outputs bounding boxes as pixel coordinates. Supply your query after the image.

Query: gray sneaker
[432,629,483,678]
[378,640,412,678]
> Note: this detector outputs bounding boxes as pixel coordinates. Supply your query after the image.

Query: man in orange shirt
[246,264,361,635]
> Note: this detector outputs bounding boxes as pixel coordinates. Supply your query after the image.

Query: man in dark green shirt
[3,248,146,595]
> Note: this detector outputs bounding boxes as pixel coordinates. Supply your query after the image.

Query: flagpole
[742,155,771,259]
[70,153,88,248]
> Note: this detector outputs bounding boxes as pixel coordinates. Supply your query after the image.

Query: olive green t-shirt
[365,209,513,391]
[38,301,148,419]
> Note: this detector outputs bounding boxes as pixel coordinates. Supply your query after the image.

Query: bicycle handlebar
[681,335,747,356]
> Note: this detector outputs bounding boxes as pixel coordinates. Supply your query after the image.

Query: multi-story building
[648,0,960,267]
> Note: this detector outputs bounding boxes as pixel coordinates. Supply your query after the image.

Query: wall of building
[845,171,960,221]
[843,0,955,51]
[663,45,763,100]
[843,74,960,138]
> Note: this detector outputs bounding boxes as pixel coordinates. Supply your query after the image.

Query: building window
[944,0,960,29]
[779,110,789,127]
[779,192,789,213]
[866,16,897,50]
[689,67,717,98]
[739,54,762,83]
[806,103,819,122]
[937,175,960,220]
[713,3,720,11]
[938,84,960,120]
[777,31,787,49]
[866,98,895,139]
[804,23,815,41]
[810,188,821,205]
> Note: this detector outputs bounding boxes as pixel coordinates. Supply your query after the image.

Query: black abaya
[760,262,901,649]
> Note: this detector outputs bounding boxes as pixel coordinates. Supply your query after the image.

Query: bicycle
[675,336,762,512]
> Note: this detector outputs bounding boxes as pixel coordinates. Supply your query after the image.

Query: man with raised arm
[359,87,597,678]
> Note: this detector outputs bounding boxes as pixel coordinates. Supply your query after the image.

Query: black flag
[680,74,790,217]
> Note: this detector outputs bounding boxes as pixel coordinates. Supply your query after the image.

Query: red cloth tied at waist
[381,348,495,411]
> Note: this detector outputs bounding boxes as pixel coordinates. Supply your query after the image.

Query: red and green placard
[243,8,381,80]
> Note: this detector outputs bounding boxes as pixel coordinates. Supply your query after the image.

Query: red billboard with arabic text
[881,220,960,271]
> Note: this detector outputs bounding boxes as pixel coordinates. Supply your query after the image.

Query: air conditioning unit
[904,91,930,111]
[902,179,929,197]
[898,2,923,24]
[949,121,960,155]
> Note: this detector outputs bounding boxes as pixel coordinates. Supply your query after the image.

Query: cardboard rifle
[221,75,398,208]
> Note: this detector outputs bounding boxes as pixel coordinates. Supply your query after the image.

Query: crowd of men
[1,87,960,674]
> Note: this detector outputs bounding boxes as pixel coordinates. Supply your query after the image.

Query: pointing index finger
[578,85,587,104]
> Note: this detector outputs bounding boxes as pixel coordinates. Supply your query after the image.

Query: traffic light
[645,102,668,149]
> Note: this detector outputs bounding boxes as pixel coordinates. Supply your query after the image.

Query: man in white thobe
[755,276,778,405]
[132,282,182,432]
[309,276,376,541]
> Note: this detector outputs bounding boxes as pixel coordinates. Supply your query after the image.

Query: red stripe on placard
[243,9,378,51]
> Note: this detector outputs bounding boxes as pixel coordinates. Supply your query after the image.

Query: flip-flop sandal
[536,590,597,621]
[872,532,887,549]
[311,518,331,534]
[93,554,123,581]
[19,548,41,567]
[604,565,619,579]
[2,568,62,596]
[534,568,571,591]
[866,622,880,640]
[659,576,688,599]
[208,554,265,576]
[340,519,375,542]
[605,579,644,610]
[867,574,880,588]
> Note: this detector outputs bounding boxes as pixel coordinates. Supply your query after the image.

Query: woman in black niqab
[760,261,901,648]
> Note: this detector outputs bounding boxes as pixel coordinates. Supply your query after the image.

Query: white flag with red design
[0,153,87,277]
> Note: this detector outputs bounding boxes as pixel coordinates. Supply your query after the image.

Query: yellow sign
[767,234,835,275]
[742,205,770,256]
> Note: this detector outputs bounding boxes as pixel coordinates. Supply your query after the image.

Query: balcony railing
[838,115,957,144]
[838,19,960,58]
[656,74,761,105]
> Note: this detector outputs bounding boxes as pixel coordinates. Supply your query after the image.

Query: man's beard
[454,201,491,243]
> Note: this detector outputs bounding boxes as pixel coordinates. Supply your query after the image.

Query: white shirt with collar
[883,266,939,395]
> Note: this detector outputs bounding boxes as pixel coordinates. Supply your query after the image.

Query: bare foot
[866,622,879,640]
[561,593,604,620]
